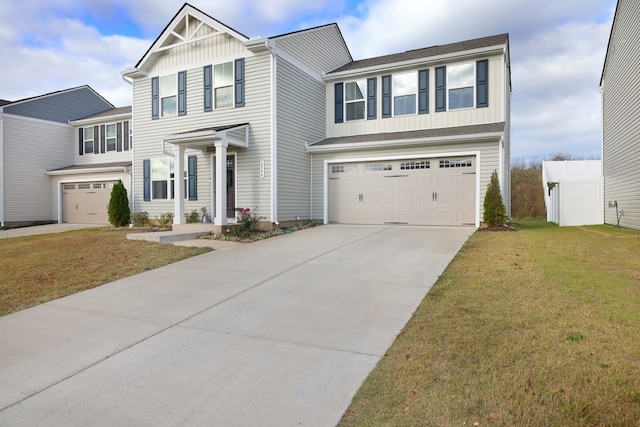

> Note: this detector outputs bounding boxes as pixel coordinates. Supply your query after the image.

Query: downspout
[266,41,279,225]
[122,73,135,220]
[0,112,4,229]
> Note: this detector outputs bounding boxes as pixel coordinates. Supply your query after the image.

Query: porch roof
[162,123,250,149]
[45,162,131,176]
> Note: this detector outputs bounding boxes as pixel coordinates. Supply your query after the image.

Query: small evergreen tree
[108,180,131,227]
[483,170,507,227]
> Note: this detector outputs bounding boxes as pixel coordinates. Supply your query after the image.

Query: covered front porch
[162,124,249,226]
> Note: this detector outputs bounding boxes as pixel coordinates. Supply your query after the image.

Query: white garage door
[62,181,115,224]
[328,157,476,226]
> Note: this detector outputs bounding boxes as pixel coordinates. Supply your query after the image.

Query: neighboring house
[0,86,116,228]
[601,0,640,230]
[542,160,603,226]
[121,3,511,228]
[46,106,133,224]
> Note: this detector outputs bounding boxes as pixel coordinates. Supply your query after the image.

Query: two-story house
[0,86,122,228]
[121,3,511,228]
[601,0,640,230]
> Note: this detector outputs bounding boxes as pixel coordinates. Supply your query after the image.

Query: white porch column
[173,145,185,225]
[214,140,228,226]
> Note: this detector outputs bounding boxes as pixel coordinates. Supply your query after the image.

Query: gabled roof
[0,99,11,106]
[128,3,249,75]
[0,85,113,109]
[327,33,509,75]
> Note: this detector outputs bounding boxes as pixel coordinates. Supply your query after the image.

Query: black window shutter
[435,66,446,112]
[178,71,187,116]
[78,128,84,156]
[151,77,159,119]
[143,159,151,201]
[367,77,377,120]
[334,83,343,123]
[93,125,100,154]
[123,121,129,151]
[204,65,212,112]
[476,59,489,108]
[235,58,245,108]
[100,125,106,153]
[381,75,391,118]
[418,69,429,114]
[116,122,123,152]
[188,155,197,201]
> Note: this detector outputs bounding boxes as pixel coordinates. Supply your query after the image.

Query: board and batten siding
[131,49,273,221]
[275,58,326,221]
[326,56,504,138]
[602,0,640,230]
[2,114,74,223]
[309,139,501,223]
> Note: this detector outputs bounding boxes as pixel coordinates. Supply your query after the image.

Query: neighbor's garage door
[62,181,115,224]
[328,157,476,226]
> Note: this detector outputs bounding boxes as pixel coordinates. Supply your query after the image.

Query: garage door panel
[328,156,476,226]
[62,181,114,224]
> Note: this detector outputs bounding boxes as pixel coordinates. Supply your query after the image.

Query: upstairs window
[214,62,233,109]
[105,124,116,151]
[345,80,366,121]
[83,127,94,154]
[160,75,177,117]
[393,71,417,116]
[448,63,474,109]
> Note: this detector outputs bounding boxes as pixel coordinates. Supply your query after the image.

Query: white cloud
[0,0,618,160]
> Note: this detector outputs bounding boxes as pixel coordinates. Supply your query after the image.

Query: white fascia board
[324,45,505,81]
[45,166,130,176]
[69,113,132,126]
[121,68,147,79]
[267,40,323,82]
[306,132,503,153]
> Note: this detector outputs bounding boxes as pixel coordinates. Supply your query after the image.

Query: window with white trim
[214,62,233,109]
[160,74,177,117]
[83,127,94,154]
[345,80,366,121]
[150,158,189,200]
[106,124,116,151]
[393,71,417,116]
[448,64,474,109]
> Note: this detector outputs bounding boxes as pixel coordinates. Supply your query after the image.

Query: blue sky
[0,0,617,161]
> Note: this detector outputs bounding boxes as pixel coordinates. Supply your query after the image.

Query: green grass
[0,228,210,316]
[339,220,640,426]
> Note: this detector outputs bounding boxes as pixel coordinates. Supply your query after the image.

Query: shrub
[234,207,265,235]
[131,211,149,227]
[186,209,200,223]
[483,170,507,227]
[156,212,174,228]
[108,180,130,227]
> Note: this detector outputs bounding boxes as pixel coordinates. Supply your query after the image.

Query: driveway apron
[0,225,473,426]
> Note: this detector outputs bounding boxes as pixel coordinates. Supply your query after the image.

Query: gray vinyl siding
[272,25,351,75]
[602,0,640,230]
[131,51,272,220]
[2,114,74,223]
[74,120,133,166]
[3,87,113,124]
[309,139,502,223]
[275,58,326,221]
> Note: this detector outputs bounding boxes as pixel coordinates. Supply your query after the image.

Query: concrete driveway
[0,225,472,426]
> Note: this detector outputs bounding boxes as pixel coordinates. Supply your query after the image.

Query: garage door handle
[384,175,409,178]
[359,193,363,202]
[432,192,438,202]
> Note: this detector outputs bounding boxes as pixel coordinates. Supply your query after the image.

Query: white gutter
[324,45,505,81]
[306,132,504,153]
[45,166,131,176]
[70,112,132,126]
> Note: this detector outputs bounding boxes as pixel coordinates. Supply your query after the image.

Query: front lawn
[0,228,210,316]
[340,221,640,426]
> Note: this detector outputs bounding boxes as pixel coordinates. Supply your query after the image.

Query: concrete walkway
[0,225,473,426]
[0,223,106,239]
